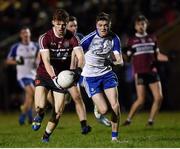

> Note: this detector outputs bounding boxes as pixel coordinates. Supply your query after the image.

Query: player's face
[52,20,67,37]
[20,28,31,44]
[96,20,110,37]
[67,20,78,34]
[135,21,147,34]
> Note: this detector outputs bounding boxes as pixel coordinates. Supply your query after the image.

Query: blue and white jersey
[7,41,39,80]
[81,30,121,77]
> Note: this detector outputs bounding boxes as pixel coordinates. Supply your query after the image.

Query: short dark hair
[135,14,149,24]
[53,9,69,22]
[69,16,77,22]
[96,12,111,23]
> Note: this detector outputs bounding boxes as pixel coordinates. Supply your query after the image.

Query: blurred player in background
[67,16,84,40]
[122,15,169,126]
[32,9,91,142]
[80,12,123,141]
[67,15,111,127]
[5,27,39,125]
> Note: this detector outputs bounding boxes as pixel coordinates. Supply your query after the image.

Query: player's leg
[123,74,146,126]
[22,84,34,124]
[32,86,48,131]
[42,91,65,142]
[92,93,112,126]
[104,87,120,141]
[94,103,111,127]
[68,85,91,134]
[18,78,34,125]
[148,81,163,125]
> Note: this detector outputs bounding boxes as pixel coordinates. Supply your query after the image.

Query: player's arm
[70,46,85,82]
[73,46,85,68]
[5,44,24,65]
[40,50,61,88]
[70,50,78,69]
[111,34,124,66]
[154,36,168,62]
[112,52,124,66]
[40,49,56,78]
[157,51,169,62]
[5,59,17,65]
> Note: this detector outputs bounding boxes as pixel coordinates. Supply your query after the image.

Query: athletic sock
[127,118,131,122]
[112,131,118,140]
[43,128,52,138]
[27,109,33,122]
[80,120,87,128]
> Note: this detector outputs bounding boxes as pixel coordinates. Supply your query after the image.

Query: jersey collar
[135,32,148,37]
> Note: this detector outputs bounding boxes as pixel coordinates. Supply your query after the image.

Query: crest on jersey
[148,38,153,42]
[140,39,146,43]
[50,42,57,46]
[63,41,69,48]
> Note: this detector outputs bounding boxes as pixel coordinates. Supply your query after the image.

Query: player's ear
[52,20,55,26]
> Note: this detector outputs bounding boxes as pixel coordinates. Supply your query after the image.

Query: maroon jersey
[37,29,80,78]
[127,33,159,74]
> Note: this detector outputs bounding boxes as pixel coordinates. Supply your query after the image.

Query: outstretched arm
[40,50,56,78]
[157,52,169,62]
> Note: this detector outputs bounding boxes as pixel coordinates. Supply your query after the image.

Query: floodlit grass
[0,111,180,147]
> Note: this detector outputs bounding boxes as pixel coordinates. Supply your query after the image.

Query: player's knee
[136,98,145,106]
[154,95,163,103]
[99,106,108,115]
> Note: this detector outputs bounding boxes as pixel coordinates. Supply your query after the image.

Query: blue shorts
[18,78,34,89]
[82,71,118,97]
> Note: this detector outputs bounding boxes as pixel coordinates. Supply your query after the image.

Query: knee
[99,106,108,115]
[136,98,145,106]
[154,95,163,103]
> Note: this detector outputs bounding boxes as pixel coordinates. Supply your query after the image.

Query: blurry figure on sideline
[5,27,39,125]
[67,16,84,40]
[122,15,169,126]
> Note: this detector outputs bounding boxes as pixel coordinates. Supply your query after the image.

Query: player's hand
[127,50,132,57]
[71,67,82,83]
[16,56,24,65]
[51,76,62,89]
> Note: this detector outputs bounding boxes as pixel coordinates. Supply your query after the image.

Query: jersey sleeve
[7,43,18,59]
[112,34,121,54]
[33,42,40,57]
[38,33,49,52]
[152,35,159,52]
[80,31,96,52]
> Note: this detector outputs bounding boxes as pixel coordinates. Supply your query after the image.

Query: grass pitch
[0,111,180,148]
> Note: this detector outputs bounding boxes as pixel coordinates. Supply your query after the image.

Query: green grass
[0,111,180,147]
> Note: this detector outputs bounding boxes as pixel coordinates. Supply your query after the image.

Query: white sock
[46,127,52,134]
[127,118,131,122]
[148,118,153,122]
